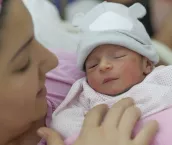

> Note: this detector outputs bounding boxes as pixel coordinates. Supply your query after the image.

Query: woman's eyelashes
[17,58,31,73]
[16,37,34,73]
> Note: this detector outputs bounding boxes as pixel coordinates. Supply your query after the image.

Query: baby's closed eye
[113,54,127,59]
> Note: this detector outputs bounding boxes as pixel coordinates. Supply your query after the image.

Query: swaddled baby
[51,2,172,145]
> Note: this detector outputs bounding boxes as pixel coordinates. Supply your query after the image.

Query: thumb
[37,127,64,145]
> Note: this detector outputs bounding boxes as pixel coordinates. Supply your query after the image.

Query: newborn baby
[51,2,172,145]
[85,44,152,96]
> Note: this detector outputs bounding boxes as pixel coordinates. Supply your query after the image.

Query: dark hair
[0,0,10,29]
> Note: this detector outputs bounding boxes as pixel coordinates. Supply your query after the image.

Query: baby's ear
[129,3,146,19]
[143,57,154,75]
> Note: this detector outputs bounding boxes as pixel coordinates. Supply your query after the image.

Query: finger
[118,106,141,137]
[82,104,108,130]
[134,120,159,145]
[103,98,134,128]
[37,127,64,145]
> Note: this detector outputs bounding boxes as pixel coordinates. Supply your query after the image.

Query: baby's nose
[99,62,113,72]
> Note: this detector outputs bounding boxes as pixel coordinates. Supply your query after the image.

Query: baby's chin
[102,87,131,97]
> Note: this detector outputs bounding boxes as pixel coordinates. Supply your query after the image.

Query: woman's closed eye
[12,36,34,73]
[16,58,31,73]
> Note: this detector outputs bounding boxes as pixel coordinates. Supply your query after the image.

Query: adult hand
[38,98,158,145]
[38,127,64,145]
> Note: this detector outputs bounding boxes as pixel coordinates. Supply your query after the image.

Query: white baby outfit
[51,65,172,139]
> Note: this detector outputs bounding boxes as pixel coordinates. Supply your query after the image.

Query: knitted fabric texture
[51,65,172,139]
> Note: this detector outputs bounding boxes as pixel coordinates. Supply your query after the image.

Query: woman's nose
[44,49,58,73]
[36,42,58,75]
[41,49,58,75]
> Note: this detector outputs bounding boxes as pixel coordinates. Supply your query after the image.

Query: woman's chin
[34,97,48,121]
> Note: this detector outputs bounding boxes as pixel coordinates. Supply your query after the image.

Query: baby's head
[75,2,159,95]
[85,44,153,95]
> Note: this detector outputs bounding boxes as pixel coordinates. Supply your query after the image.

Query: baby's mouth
[103,77,118,84]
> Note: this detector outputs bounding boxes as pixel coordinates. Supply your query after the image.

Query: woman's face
[0,0,58,136]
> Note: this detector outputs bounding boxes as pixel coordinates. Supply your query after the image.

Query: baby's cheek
[120,62,134,73]
[87,74,99,88]
[121,63,141,82]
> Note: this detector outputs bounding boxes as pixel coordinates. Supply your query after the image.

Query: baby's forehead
[91,44,130,55]
[85,44,121,62]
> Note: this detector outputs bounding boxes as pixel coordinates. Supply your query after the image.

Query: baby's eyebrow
[111,48,123,53]
[111,49,127,55]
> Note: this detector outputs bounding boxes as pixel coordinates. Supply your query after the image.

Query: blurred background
[51,0,172,36]
[26,0,172,66]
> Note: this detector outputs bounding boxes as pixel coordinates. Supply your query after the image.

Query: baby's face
[85,44,152,96]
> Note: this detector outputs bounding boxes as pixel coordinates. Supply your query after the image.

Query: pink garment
[38,51,84,145]
[52,65,172,145]
[134,108,172,145]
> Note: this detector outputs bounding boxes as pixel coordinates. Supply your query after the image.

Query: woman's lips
[37,86,47,98]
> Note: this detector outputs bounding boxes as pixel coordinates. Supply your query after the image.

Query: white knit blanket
[51,65,172,139]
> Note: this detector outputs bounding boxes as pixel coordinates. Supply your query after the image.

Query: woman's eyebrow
[10,36,33,62]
